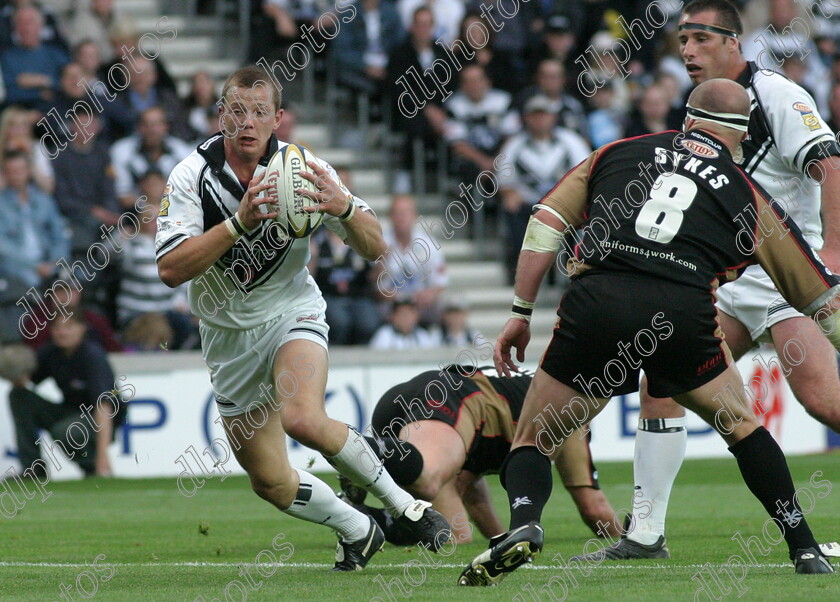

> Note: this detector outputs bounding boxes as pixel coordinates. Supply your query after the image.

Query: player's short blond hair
[221,66,282,111]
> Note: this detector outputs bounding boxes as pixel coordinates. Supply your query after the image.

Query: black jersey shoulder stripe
[744,137,773,175]
[740,63,776,174]
[767,302,793,316]
[198,163,231,233]
[288,326,328,343]
[734,166,834,289]
[792,133,833,169]
[156,233,187,257]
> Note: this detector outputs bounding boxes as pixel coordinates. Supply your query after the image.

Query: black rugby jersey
[541,129,839,311]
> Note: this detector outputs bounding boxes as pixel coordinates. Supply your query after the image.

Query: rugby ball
[266,143,323,238]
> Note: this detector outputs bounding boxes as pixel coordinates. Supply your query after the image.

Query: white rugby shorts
[200,299,329,417]
[716,263,805,344]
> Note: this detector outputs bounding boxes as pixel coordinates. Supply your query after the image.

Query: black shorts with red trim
[370,367,515,476]
[371,369,469,432]
[540,271,728,399]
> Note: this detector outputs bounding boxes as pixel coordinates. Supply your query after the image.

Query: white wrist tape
[224,217,241,239]
[511,296,534,323]
[534,204,570,226]
[521,213,566,254]
[233,212,252,233]
[815,307,840,350]
[339,198,357,222]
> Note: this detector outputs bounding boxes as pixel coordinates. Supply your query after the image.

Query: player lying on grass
[460,78,838,586]
[338,365,623,544]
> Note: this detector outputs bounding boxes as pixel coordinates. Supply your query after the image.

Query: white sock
[627,422,687,545]
[282,469,369,542]
[327,426,415,517]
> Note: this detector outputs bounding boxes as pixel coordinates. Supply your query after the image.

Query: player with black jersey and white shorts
[339,366,621,544]
[591,0,840,563]
[459,78,839,585]
[155,66,449,571]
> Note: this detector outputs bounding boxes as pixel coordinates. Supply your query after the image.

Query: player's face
[678,10,739,84]
[220,84,281,162]
[51,319,86,351]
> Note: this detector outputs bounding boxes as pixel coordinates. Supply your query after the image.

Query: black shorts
[371,369,469,433]
[541,271,729,399]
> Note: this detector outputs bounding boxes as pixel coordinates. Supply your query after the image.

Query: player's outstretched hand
[495,318,531,377]
[298,160,351,217]
[238,172,278,230]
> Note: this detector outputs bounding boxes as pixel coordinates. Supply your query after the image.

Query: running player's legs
[397,419,466,502]
[769,317,840,431]
[220,403,298,507]
[274,339,347,453]
[217,342,378,563]
[276,340,451,550]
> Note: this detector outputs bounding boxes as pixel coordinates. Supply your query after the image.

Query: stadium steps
[296,123,330,149]
[159,36,215,62]
[167,59,242,84]
[134,14,188,34]
[120,0,161,16]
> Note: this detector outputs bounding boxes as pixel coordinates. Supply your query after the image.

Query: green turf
[2,454,839,600]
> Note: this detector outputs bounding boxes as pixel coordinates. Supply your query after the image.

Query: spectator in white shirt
[369,299,436,350]
[443,64,519,223]
[109,106,191,210]
[377,194,448,325]
[431,295,479,347]
[496,95,590,283]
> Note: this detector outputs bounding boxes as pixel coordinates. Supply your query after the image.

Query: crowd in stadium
[1,0,840,352]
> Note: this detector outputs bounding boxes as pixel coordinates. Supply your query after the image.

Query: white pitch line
[0,561,792,569]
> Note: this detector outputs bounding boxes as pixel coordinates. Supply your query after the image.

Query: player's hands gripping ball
[265,143,334,238]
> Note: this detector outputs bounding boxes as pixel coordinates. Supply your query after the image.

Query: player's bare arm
[496,209,566,376]
[455,471,505,539]
[812,159,840,273]
[298,160,386,260]
[157,174,277,287]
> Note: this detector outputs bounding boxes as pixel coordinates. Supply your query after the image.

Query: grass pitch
[2,454,839,601]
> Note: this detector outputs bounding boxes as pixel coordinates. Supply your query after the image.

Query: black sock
[364,504,417,546]
[501,446,552,530]
[363,436,424,486]
[729,427,817,558]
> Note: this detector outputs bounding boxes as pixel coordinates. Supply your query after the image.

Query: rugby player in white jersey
[156,66,449,570]
[580,0,840,562]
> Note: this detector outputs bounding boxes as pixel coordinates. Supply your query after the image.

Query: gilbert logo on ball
[267,143,324,238]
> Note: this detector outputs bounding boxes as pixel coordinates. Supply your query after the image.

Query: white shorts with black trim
[716,263,804,344]
[200,299,329,417]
